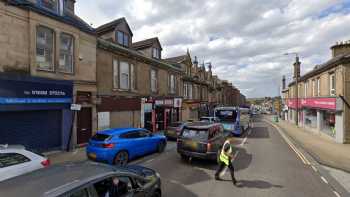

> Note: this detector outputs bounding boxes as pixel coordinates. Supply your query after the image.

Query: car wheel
[114,151,129,166]
[157,141,166,153]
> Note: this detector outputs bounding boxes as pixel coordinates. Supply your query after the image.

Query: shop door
[77,107,92,144]
[0,110,62,152]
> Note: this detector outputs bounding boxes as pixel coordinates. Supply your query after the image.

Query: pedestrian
[215,139,237,186]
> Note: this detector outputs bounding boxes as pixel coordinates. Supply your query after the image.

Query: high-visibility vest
[219,150,229,166]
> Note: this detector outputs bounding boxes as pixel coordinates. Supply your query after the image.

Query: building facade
[0,0,97,151]
[96,18,183,133]
[284,41,350,143]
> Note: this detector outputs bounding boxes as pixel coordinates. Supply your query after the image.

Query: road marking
[321,176,329,184]
[311,165,318,172]
[265,120,311,165]
[145,158,155,163]
[240,136,248,146]
[333,191,341,197]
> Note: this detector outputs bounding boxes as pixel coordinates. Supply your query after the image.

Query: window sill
[57,70,74,75]
[112,88,138,93]
[37,67,55,73]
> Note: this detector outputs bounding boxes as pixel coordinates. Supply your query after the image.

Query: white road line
[145,158,155,163]
[311,165,318,172]
[333,191,341,197]
[321,176,329,184]
[240,136,248,146]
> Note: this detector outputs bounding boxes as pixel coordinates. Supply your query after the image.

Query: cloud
[76,0,350,98]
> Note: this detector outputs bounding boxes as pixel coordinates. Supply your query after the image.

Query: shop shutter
[0,110,62,152]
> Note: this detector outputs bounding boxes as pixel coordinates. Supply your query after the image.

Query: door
[77,107,92,144]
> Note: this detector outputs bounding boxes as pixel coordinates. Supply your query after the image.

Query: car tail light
[41,159,50,167]
[207,143,212,152]
[102,143,115,148]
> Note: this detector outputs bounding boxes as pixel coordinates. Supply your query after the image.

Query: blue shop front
[0,74,73,152]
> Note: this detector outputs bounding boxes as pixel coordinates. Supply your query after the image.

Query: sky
[76,0,350,98]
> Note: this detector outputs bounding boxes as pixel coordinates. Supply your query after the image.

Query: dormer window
[152,48,160,59]
[116,31,129,47]
[39,0,59,13]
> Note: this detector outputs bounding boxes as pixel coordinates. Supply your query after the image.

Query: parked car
[199,116,219,123]
[0,144,50,182]
[164,122,186,140]
[177,122,225,161]
[0,161,162,197]
[87,128,167,166]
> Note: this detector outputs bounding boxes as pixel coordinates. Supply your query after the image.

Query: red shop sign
[301,98,336,110]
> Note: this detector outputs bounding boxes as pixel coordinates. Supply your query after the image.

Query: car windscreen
[0,153,31,168]
[91,133,111,141]
[181,128,208,141]
[215,110,237,122]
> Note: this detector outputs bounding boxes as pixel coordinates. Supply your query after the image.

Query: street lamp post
[284,52,300,126]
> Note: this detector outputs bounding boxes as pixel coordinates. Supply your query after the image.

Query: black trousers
[215,160,236,183]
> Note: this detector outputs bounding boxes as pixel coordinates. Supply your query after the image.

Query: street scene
[1,0,350,197]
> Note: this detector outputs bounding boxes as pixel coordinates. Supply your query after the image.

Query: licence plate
[185,141,198,149]
[88,153,96,160]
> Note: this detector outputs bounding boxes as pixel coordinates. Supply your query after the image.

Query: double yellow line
[267,121,311,165]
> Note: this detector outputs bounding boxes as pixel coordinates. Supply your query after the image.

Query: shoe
[215,176,222,181]
[233,179,237,186]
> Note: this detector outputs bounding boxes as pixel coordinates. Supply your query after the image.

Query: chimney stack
[193,56,198,67]
[331,40,350,57]
[293,56,301,79]
[282,75,286,90]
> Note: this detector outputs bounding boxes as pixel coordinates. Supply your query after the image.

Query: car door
[120,131,145,157]
[138,130,157,154]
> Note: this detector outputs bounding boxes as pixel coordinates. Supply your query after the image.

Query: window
[130,64,136,90]
[312,80,316,97]
[330,73,336,96]
[59,33,74,73]
[40,0,59,13]
[152,48,160,59]
[93,176,134,197]
[113,59,118,88]
[120,61,129,90]
[169,74,176,94]
[188,84,193,99]
[36,26,54,71]
[65,189,89,197]
[151,69,157,93]
[317,78,320,96]
[0,153,31,168]
[183,83,188,98]
[116,31,129,47]
[304,82,308,98]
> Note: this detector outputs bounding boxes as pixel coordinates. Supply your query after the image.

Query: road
[136,117,339,197]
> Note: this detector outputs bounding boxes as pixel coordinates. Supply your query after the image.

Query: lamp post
[284,52,300,126]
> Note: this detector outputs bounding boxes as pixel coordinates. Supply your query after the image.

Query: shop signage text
[287,97,337,110]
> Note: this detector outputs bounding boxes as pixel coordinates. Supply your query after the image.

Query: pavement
[47,116,349,196]
[264,115,350,173]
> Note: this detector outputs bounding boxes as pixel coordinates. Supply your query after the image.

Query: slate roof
[7,0,95,35]
[288,54,350,86]
[132,37,162,50]
[96,17,133,36]
[164,55,187,63]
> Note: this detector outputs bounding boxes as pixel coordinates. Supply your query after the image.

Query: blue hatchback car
[86,128,167,166]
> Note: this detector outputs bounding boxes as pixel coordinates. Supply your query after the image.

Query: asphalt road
[137,117,339,197]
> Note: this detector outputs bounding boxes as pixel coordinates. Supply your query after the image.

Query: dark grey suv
[0,161,161,197]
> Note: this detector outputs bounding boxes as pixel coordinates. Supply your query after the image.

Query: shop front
[141,97,182,132]
[0,74,73,152]
[287,97,344,143]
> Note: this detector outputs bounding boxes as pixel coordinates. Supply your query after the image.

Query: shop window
[36,26,54,71]
[59,33,74,73]
[322,111,336,137]
[151,69,157,93]
[330,73,336,96]
[304,109,317,128]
